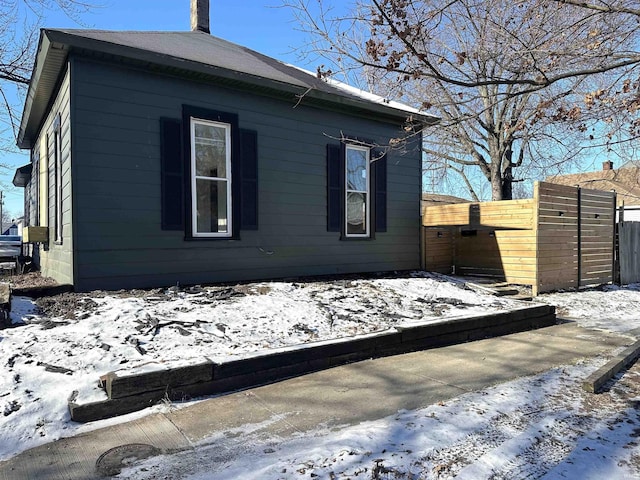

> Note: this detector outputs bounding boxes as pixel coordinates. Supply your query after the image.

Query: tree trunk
[491,172,504,201]
[501,165,513,200]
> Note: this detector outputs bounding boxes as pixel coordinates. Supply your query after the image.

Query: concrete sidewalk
[0,321,631,479]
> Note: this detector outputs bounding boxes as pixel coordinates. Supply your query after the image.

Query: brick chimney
[603,160,614,171]
[191,0,210,33]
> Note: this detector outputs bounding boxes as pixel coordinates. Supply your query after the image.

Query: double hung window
[190,118,232,237]
[345,144,370,237]
[161,106,258,237]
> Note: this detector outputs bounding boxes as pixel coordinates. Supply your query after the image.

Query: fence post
[420,225,425,270]
[613,193,619,285]
[532,181,540,296]
[577,186,581,291]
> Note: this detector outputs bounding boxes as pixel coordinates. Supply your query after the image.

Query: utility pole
[0,191,3,236]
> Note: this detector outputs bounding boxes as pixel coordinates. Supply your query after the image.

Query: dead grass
[7,272,59,290]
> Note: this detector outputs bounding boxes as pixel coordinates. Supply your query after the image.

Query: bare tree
[545,0,640,163]
[0,1,96,147]
[286,0,640,200]
[552,0,640,16]
[1,208,14,233]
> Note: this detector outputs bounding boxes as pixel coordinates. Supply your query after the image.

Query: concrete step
[467,281,522,297]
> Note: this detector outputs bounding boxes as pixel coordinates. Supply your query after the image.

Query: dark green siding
[30,65,74,284]
[71,58,422,291]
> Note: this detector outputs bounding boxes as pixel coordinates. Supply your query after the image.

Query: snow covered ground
[0,272,521,461]
[118,281,640,480]
[540,283,640,334]
[121,361,640,480]
[1,272,640,478]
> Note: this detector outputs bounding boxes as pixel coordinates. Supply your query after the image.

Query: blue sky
[2,0,318,217]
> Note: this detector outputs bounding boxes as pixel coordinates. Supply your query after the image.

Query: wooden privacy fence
[422,181,616,295]
[619,222,640,285]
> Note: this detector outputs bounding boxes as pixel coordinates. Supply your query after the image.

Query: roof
[421,193,470,204]
[12,163,32,187]
[18,29,438,148]
[421,193,470,215]
[619,160,640,169]
[545,166,640,206]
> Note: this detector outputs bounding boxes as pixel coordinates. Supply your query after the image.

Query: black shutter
[374,151,387,232]
[160,118,184,230]
[327,143,342,232]
[240,129,258,230]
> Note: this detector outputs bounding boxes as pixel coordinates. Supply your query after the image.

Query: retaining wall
[69,304,556,422]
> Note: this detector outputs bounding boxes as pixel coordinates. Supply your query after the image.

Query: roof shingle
[18,29,437,148]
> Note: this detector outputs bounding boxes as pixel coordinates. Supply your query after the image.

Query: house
[546,161,640,209]
[12,1,437,291]
[2,224,19,236]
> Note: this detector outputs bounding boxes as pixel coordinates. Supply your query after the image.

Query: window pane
[346,192,367,235]
[347,148,367,191]
[194,124,227,178]
[195,178,228,233]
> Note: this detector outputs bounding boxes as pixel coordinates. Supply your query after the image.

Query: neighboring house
[546,161,640,207]
[546,160,640,222]
[14,217,25,237]
[421,193,469,216]
[12,1,437,291]
[2,224,19,236]
[619,206,640,222]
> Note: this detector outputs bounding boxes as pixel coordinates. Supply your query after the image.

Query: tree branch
[552,0,640,16]
[447,164,480,201]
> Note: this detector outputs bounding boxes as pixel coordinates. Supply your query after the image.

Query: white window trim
[54,119,63,244]
[345,143,370,238]
[190,117,232,238]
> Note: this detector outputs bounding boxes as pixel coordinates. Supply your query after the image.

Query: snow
[2,272,640,478]
[118,280,640,479]
[119,360,640,479]
[0,272,520,461]
[537,283,640,334]
[286,64,437,120]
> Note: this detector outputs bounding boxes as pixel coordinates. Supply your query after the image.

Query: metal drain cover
[96,443,160,476]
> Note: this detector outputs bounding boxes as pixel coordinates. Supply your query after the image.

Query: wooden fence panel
[619,222,640,284]
[580,188,615,287]
[495,230,537,285]
[534,182,615,294]
[422,182,615,295]
[422,199,535,229]
[423,227,454,274]
[453,229,537,284]
[535,182,579,294]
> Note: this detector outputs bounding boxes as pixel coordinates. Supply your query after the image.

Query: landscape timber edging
[11,284,74,298]
[582,338,640,393]
[69,304,556,422]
